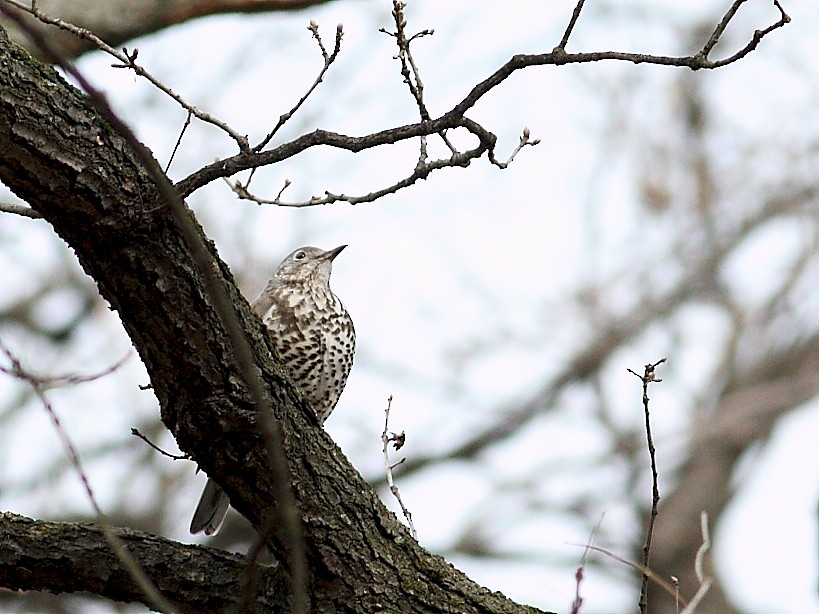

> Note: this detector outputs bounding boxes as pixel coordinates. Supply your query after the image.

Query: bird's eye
[294,251,306,260]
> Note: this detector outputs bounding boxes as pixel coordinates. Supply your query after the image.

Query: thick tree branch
[0,512,289,613]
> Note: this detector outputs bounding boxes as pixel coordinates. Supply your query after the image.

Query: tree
[0,1,807,612]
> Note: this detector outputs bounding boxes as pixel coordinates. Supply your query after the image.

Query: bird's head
[274,245,347,286]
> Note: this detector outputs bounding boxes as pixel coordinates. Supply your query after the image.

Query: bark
[0,26,548,614]
[0,512,289,613]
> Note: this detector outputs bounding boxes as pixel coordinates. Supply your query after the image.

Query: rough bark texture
[0,27,548,614]
[0,512,289,613]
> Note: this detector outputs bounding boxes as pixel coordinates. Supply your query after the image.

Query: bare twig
[164,110,192,173]
[381,2,467,174]
[0,7,309,612]
[0,201,43,218]
[224,144,483,207]
[489,127,541,169]
[0,350,131,389]
[556,0,587,51]
[627,357,666,614]
[381,396,416,539]
[571,560,585,614]
[176,0,788,200]
[580,543,688,608]
[2,0,786,205]
[130,428,189,461]
[252,21,344,153]
[570,513,603,614]
[0,341,176,614]
[700,0,790,65]
[2,0,250,151]
[381,0,454,187]
[680,512,713,614]
[381,1,434,121]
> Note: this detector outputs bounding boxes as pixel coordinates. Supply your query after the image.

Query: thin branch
[176,0,788,199]
[570,513,602,614]
[556,0,587,50]
[0,201,43,218]
[130,428,189,461]
[2,0,250,151]
[0,7,309,612]
[4,0,787,206]
[627,357,666,614]
[489,127,541,169]
[702,0,748,57]
[381,2,467,177]
[252,21,344,153]
[702,0,789,59]
[164,110,192,173]
[0,342,176,614]
[381,396,416,539]
[0,350,131,389]
[581,544,688,608]
[225,143,485,207]
[381,1,434,122]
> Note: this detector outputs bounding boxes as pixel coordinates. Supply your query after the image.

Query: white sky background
[1,1,818,613]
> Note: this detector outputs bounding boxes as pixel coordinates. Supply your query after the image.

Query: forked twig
[700,0,790,66]
[380,1,434,122]
[489,127,541,169]
[253,21,345,153]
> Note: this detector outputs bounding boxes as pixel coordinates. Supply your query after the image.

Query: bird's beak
[325,245,347,261]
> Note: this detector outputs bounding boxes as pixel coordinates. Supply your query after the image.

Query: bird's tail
[190,477,230,535]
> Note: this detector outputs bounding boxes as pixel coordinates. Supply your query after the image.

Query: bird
[189,245,356,535]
